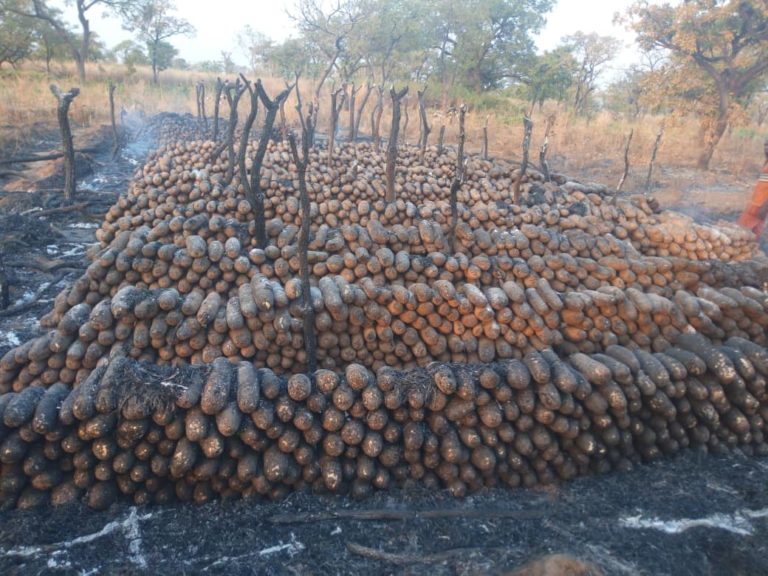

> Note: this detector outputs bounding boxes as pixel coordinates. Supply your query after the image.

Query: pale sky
[56,0,642,76]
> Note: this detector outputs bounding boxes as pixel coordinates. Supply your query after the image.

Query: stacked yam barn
[1,113,767,509]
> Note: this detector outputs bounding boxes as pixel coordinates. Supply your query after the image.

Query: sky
[57,0,642,77]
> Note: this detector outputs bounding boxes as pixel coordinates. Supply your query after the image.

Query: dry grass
[1,61,765,186]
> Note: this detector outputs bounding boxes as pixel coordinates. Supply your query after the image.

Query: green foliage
[120,0,194,83]
[110,39,149,72]
[519,47,576,109]
[289,0,554,95]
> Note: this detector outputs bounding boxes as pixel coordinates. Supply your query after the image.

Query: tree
[110,38,149,72]
[220,51,236,74]
[429,0,555,92]
[561,32,620,114]
[291,0,368,99]
[627,0,768,170]
[520,47,576,111]
[1,0,130,82]
[352,0,429,84]
[0,10,37,68]
[146,39,177,78]
[268,37,321,80]
[122,0,194,84]
[238,25,274,74]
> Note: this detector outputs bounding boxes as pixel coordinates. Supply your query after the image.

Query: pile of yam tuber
[1,114,767,509]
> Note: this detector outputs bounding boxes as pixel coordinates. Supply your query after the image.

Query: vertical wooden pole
[108,81,119,156]
[386,86,409,203]
[50,84,80,203]
[513,116,533,204]
[449,104,466,253]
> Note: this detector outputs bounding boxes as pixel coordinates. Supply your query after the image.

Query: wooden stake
[540,115,555,183]
[513,115,533,204]
[417,87,431,162]
[449,104,466,252]
[108,82,120,157]
[386,86,409,203]
[615,128,634,202]
[645,123,664,192]
[482,115,489,159]
[198,81,207,133]
[50,84,80,203]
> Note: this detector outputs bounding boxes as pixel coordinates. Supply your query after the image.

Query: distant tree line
[0,0,193,83]
[1,0,767,167]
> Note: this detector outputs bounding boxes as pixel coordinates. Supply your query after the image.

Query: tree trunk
[223,81,245,183]
[76,1,89,83]
[239,84,259,207]
[354,83,372,141]
[348,83,357,142]
[75,55,86,84]
[696,109,730,170]
[417,88,431,162]
[50,85,80,203]
[385,86,408,203]
[108,82,120,156]
[372,86,384,153]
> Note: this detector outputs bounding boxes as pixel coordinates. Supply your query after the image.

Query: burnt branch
[238,76,258,208]
[539,115,555,183]
[108,82,120,157]
[251,81,295,248]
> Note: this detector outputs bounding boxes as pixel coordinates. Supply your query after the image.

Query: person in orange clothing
[738,139,768,237]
